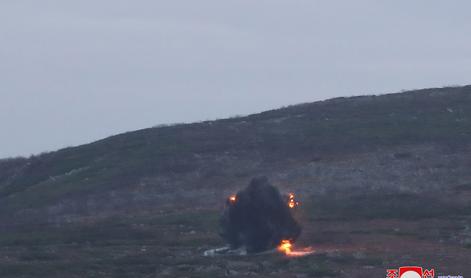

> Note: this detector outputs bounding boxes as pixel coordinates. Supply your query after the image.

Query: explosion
[216,177,314,257]
[219,177,301,253]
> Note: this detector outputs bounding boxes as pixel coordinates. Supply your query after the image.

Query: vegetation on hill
[1,85,471,219]
[1,85,471,277]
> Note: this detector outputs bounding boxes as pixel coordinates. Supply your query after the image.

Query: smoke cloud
[219,176,301,253]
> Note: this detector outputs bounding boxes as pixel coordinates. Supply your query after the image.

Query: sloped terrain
[0,86,470,277]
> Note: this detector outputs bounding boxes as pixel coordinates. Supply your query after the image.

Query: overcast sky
[1,1,470,158]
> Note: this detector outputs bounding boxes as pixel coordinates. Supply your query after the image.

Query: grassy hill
[1,85,471,215]
[0,85,470,277]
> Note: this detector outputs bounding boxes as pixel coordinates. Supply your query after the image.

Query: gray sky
[1,1,470,158]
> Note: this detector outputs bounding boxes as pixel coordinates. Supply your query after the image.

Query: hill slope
[0,85,471,222]
[0,85,471,277]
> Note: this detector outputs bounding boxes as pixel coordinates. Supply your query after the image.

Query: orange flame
[229,195,236,204]
[288,193,299,209]
[277,239,314,257]
[277,239,292,255]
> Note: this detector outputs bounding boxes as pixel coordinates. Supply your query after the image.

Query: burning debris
[287,192,299,209]
[277,239,314,257]
[219,177,302,254]
[278,239,293,254]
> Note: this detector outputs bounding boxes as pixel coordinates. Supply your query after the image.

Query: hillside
[0,85,470,277]
[1,85,471,219]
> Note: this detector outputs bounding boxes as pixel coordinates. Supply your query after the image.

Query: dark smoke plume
[219,176,302,253]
